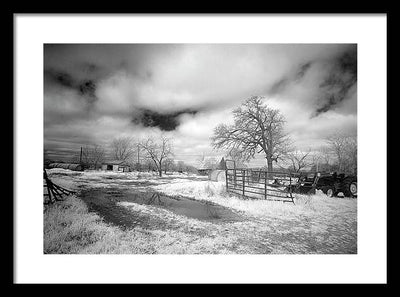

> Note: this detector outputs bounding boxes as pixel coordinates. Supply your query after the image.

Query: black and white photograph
[14,14,387,284]
[43,43,358,254]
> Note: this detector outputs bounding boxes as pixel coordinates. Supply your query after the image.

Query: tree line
[45,135,197,177]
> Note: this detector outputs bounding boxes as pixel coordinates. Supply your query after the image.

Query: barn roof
[196,156,225,170]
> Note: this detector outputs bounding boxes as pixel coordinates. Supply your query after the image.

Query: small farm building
[101,160,131,172]
[196,156,225,175]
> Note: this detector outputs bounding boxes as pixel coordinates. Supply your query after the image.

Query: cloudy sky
[44,44,357,166]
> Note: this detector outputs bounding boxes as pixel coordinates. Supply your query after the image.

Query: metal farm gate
[224,160,298,203]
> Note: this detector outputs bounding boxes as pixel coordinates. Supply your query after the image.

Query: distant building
[196,156,225,175]
[101,160,131,172]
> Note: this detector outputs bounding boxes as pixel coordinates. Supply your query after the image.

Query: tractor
[288,172,357,198]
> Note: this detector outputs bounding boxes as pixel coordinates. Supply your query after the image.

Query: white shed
[101,160,130,172]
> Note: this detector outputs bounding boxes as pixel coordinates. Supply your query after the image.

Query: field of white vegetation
[44,169,357,254]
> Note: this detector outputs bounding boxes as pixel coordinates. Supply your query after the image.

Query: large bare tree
[140,136,173,177]
[211,96,291,172]
[110,136,135,162]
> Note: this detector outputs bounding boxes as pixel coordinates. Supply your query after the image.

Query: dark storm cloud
[78,80,97,101]
[50,71,74,88]
[265,44,357,118]
[295,62,312,80]
[45,68,98,104]
[268,78,290,96]
[268,61,313,95]
[132,109,198,131]
[313,45,357,117]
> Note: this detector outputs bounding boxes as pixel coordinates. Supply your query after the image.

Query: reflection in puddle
[79,188,243,229]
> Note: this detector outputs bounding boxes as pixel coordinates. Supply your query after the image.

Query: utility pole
[79,147,83,164]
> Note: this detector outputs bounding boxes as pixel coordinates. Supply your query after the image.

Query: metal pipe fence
[225,168,298,203]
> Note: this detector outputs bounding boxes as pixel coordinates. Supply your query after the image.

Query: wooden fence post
[242,170,245,197]
[264,173,267,200]
[225,168,228,192]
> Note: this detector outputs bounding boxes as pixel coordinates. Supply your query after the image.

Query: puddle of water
[80,189,142,230]
[121,190,242,222]
[77,179,157,189]
[79,188,243,229]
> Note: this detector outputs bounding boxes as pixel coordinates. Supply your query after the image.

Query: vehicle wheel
[343,179,357,198]
[323,186,335,198]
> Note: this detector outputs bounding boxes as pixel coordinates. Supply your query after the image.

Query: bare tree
[212,96,291,172]
[326,132,357,174]
[203,157,219,170]
[307,146,336,173]
[319,145,333,165]
[110,136,135,162]
[285,149,312,172]
[326,133,347,172]
[140,136,173,177]
[226,147,248,168]
[344,136,357,174]
[144,159,156,172]
[81,145,105,169]
[163,158,175,174]
[90,145,105,169]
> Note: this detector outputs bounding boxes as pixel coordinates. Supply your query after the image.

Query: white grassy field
[44,169,357,254]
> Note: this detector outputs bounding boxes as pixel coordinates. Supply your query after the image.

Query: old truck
[288,172,357,198]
